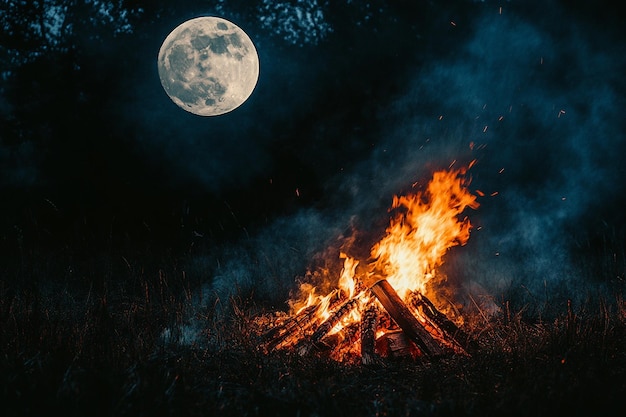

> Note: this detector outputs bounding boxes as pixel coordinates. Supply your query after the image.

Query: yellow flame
[338,253,359,298]
[287,167,478,349]
[369,169,479,299]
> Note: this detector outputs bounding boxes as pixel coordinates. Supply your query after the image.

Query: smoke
[191,3,626,320]
[362,7,626,305]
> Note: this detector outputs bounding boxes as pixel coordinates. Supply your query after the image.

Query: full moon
[157,16,259,116]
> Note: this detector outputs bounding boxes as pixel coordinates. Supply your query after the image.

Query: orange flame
[282,167,479,354]
[369,168,479,299]
[338,253,359,299]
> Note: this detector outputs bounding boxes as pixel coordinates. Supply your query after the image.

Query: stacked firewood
[254,276,476,364]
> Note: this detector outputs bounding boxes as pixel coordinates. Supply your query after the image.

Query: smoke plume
[198,4,625,317]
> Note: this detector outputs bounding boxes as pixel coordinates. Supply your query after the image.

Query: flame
[290,254,360,317]
[271,167,479,359]
[338,253,359,298]
[369,168,479,299]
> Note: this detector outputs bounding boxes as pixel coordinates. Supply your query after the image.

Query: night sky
[2,0,625,308]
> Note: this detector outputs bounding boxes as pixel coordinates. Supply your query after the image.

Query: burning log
[259,304,322,352]
[254,168,481,363]
[258,279,471,362]
[375,329,421,359]
[408,291,477,355]
[368,278,445,357]
[327,321,361,363]
[360,302,379,365]
[297,297,360,356]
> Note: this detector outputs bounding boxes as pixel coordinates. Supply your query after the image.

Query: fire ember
[253,167,480,364]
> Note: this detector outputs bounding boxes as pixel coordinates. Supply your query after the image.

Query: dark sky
[2,0,625,306]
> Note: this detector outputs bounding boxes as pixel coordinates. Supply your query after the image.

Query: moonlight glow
[157,16,259,116]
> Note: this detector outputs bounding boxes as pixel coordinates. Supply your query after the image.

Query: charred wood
[328,322,362,363]
[408,291,477,355]
[297,297,360,356]
[360,302,379,365]
[369,279,445,357]
[375,330,421,359]
[259,304,321,352]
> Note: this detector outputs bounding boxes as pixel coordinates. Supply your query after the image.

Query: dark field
[3,1,626,416]
[2,240,625,417]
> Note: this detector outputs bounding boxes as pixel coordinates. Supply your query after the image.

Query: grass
[1,242,626,417]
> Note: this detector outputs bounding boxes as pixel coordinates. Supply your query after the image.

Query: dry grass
[2,261,626,417]
[1,230,625,416]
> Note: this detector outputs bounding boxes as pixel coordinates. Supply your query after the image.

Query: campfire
[253,166,480,364]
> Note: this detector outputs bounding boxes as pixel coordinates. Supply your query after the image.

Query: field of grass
[2,240,626,417]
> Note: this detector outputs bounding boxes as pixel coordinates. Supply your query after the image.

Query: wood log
[328,322,362,363]
[259,304,321,352]
[297,297,360,355]
[376,329,420,359]
[408,291,477,355]
[322,321,360,350]
[260,290,349,352]
[360,302,379,365]
[369,279,445,357]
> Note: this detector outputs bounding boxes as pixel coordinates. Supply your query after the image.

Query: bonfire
[253,166,480,364]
